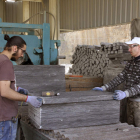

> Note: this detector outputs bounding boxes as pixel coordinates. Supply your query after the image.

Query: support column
[23,1,29,23]
[0,0,5,22]
[49,0,60,40]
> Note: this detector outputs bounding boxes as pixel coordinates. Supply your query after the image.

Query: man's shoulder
[0,54,12,66]
[125,60,132,65]
[0,54,9,60]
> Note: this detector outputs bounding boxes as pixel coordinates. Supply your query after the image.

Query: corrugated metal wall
[3,1,49,35]
[29,1,49,36]
[3,0,140,31]
[0,0,5,22]
[5,1,23,23]
[29,0,49,24]
[60,0,140,30]
[4,1,49,24]
[3,1,23,34]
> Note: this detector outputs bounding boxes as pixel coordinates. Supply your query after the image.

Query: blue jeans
[0,119,18,140]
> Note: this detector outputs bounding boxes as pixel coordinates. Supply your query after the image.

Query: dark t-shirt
[0,54,18,121]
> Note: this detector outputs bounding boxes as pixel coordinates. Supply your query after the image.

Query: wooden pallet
[65,77,103,91]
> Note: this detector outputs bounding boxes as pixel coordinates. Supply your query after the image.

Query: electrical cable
[22,11,56,40]
[35,29,42,39]
[22,12,40,24]
[15,101,23,122]
[45,11,56,40]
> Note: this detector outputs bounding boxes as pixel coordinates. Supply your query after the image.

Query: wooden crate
[28,91,120,130]
[66,77,103,91]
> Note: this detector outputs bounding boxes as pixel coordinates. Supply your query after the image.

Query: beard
[11,51,18,61]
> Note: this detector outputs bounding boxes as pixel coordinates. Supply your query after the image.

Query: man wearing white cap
[93,37,140,100]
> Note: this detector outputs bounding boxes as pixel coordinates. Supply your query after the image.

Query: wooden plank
[66,77,102,82]
[65,80,103,88]
[14,65,65,96]
[66,87,93,92]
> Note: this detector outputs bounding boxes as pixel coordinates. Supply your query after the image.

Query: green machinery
[0,17,62,65]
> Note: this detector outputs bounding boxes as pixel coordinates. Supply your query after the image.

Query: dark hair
[4,34,26,51]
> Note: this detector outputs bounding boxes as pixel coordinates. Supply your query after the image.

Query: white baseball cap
[125,37,140,45]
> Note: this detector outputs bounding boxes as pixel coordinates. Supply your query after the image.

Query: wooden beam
[0,0,5,21]
[49,0,60,40]
[17,0,41,2]
[22,1,29,24]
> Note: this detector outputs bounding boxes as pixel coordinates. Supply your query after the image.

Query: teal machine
[0,18,62,65]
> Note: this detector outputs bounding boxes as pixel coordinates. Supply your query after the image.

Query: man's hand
[92,87,103,91]
[17,87,29,95]
[113,90,126,100]
[26,96,42,108]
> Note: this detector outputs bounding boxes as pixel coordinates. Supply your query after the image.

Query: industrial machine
[1,14,139,140]
[0,16,61,65]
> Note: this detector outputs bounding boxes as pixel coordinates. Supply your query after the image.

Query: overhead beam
[17,0,41,1]
[0,22,43,29]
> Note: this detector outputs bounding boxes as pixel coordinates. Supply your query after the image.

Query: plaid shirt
[102,56,140,97]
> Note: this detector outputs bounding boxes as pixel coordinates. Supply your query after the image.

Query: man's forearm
[1,87,27,102]
[103,73,125,91]
[124,84,140,98]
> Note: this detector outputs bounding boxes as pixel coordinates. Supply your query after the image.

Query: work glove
[113,90,126,100]
[92,87,103,91]
[17,87,29,95]
[26,96,42,108]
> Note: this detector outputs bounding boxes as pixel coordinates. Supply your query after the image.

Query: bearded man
[0,34,42,140]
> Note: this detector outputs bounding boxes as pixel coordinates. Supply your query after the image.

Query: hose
[22,11,56,40]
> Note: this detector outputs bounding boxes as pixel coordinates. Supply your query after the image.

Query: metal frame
[0,18,61,65]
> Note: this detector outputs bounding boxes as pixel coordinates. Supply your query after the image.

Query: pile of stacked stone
[69,42,129,77]
[100,42,129,54]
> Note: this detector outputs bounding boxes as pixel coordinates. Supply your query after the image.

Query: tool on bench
[42,91,60,97]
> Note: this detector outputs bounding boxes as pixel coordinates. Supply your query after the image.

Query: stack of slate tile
[14,65,65,117]
[14,65,66,96]
[21,120,140,140]
[100,42,129,54]
[28,91,120,130]
[53,123,140,140]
